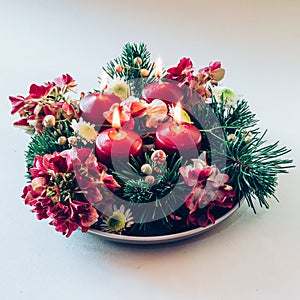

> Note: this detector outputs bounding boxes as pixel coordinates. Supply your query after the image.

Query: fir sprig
[224,130,293,211]
[112,155,187,228]
[123,180,153,203]
[191,88,293,211]
[104,42,156,97]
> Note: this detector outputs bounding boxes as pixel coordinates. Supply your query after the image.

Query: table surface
[1,1,299,299]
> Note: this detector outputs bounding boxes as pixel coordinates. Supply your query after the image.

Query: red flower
[9,75,80,133]
[167,57,193,82]
[198,61,221,73]
[54,74,76,89]
[28,82,55,99]
[48,203,79,237]
[9,95,26,114]
[47,200,98,237]
[180,158,235,227]
[70,200,99,229]
[198,61,225,83]
[22,148,121,237]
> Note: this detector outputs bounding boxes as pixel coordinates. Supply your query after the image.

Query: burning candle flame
[112,107,121,129]
[173,102,182,124]
[100,71,108,92]
[154,57,163,79]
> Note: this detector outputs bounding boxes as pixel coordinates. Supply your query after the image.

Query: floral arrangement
[10,43,293,238]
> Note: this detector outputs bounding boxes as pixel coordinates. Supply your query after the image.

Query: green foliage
[112,155,187,229]
[191,88,293,211]
[123,179,153,203]
[104,42,156,97]
[224,130,293,211]
[155,156,184,198]
[199,91,294,211]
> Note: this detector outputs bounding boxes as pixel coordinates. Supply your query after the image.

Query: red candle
[79,92,120,125]
[95,107,143,168]
[142,57,184,105]
[142,81,184,106]
[79,72,120,125]
[155,103,201,160]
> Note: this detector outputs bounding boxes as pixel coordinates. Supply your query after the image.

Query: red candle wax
[79,92,121,125]
[142,81,184,105]
[155,121,201,160]
[95,128,143,168]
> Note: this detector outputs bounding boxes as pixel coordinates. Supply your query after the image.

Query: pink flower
[28,82,55,99]
[198,61,222,73]
[9,95,26,114]
[48,203,79,237]
[70,200,99,229]
[180,156,235,227]
[100,172,121,191]
[179,158,209,186]
[9,75,80,133]
[22,148,120,237]
[198,61,225,82]
[167,57,194,82]
[54,74,77,91]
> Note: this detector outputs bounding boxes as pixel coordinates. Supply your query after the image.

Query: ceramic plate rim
[88,199,244,244]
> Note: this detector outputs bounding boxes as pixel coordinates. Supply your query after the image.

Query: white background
[0,1,299,299]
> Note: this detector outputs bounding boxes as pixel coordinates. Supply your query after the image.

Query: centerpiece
[9,43,293,242]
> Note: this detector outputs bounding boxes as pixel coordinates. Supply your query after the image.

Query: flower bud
[244,132,253,143]
[141,164,153,175]
[57,136,67,145]
[115,65,124,73]
[151,150,167,163]
[227,133,236,142]
[145,175,155,184]
[134,57,143,66]
[43,115,56,128]
[158,157,166,164]
[68,136,78,145]
[140,69,149,77]
[153,166,161,173]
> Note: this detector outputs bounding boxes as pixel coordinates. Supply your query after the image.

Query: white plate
[88,200,244,244]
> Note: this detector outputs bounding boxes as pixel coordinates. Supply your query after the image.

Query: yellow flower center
[106,212,126,232]
[111,83,129,100]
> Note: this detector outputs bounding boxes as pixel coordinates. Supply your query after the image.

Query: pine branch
[103,42,156,97]
[224,130,293,211]
[191,89,294,211]
[123,179,153,203]
[111,154,188,228]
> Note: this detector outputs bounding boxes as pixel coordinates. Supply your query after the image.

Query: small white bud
[140,164,153,175]
[68,136,78,145]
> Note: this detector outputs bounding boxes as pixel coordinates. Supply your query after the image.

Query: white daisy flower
[101,205,134,234]
[109,79,130,100]
[71,118,98,144]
